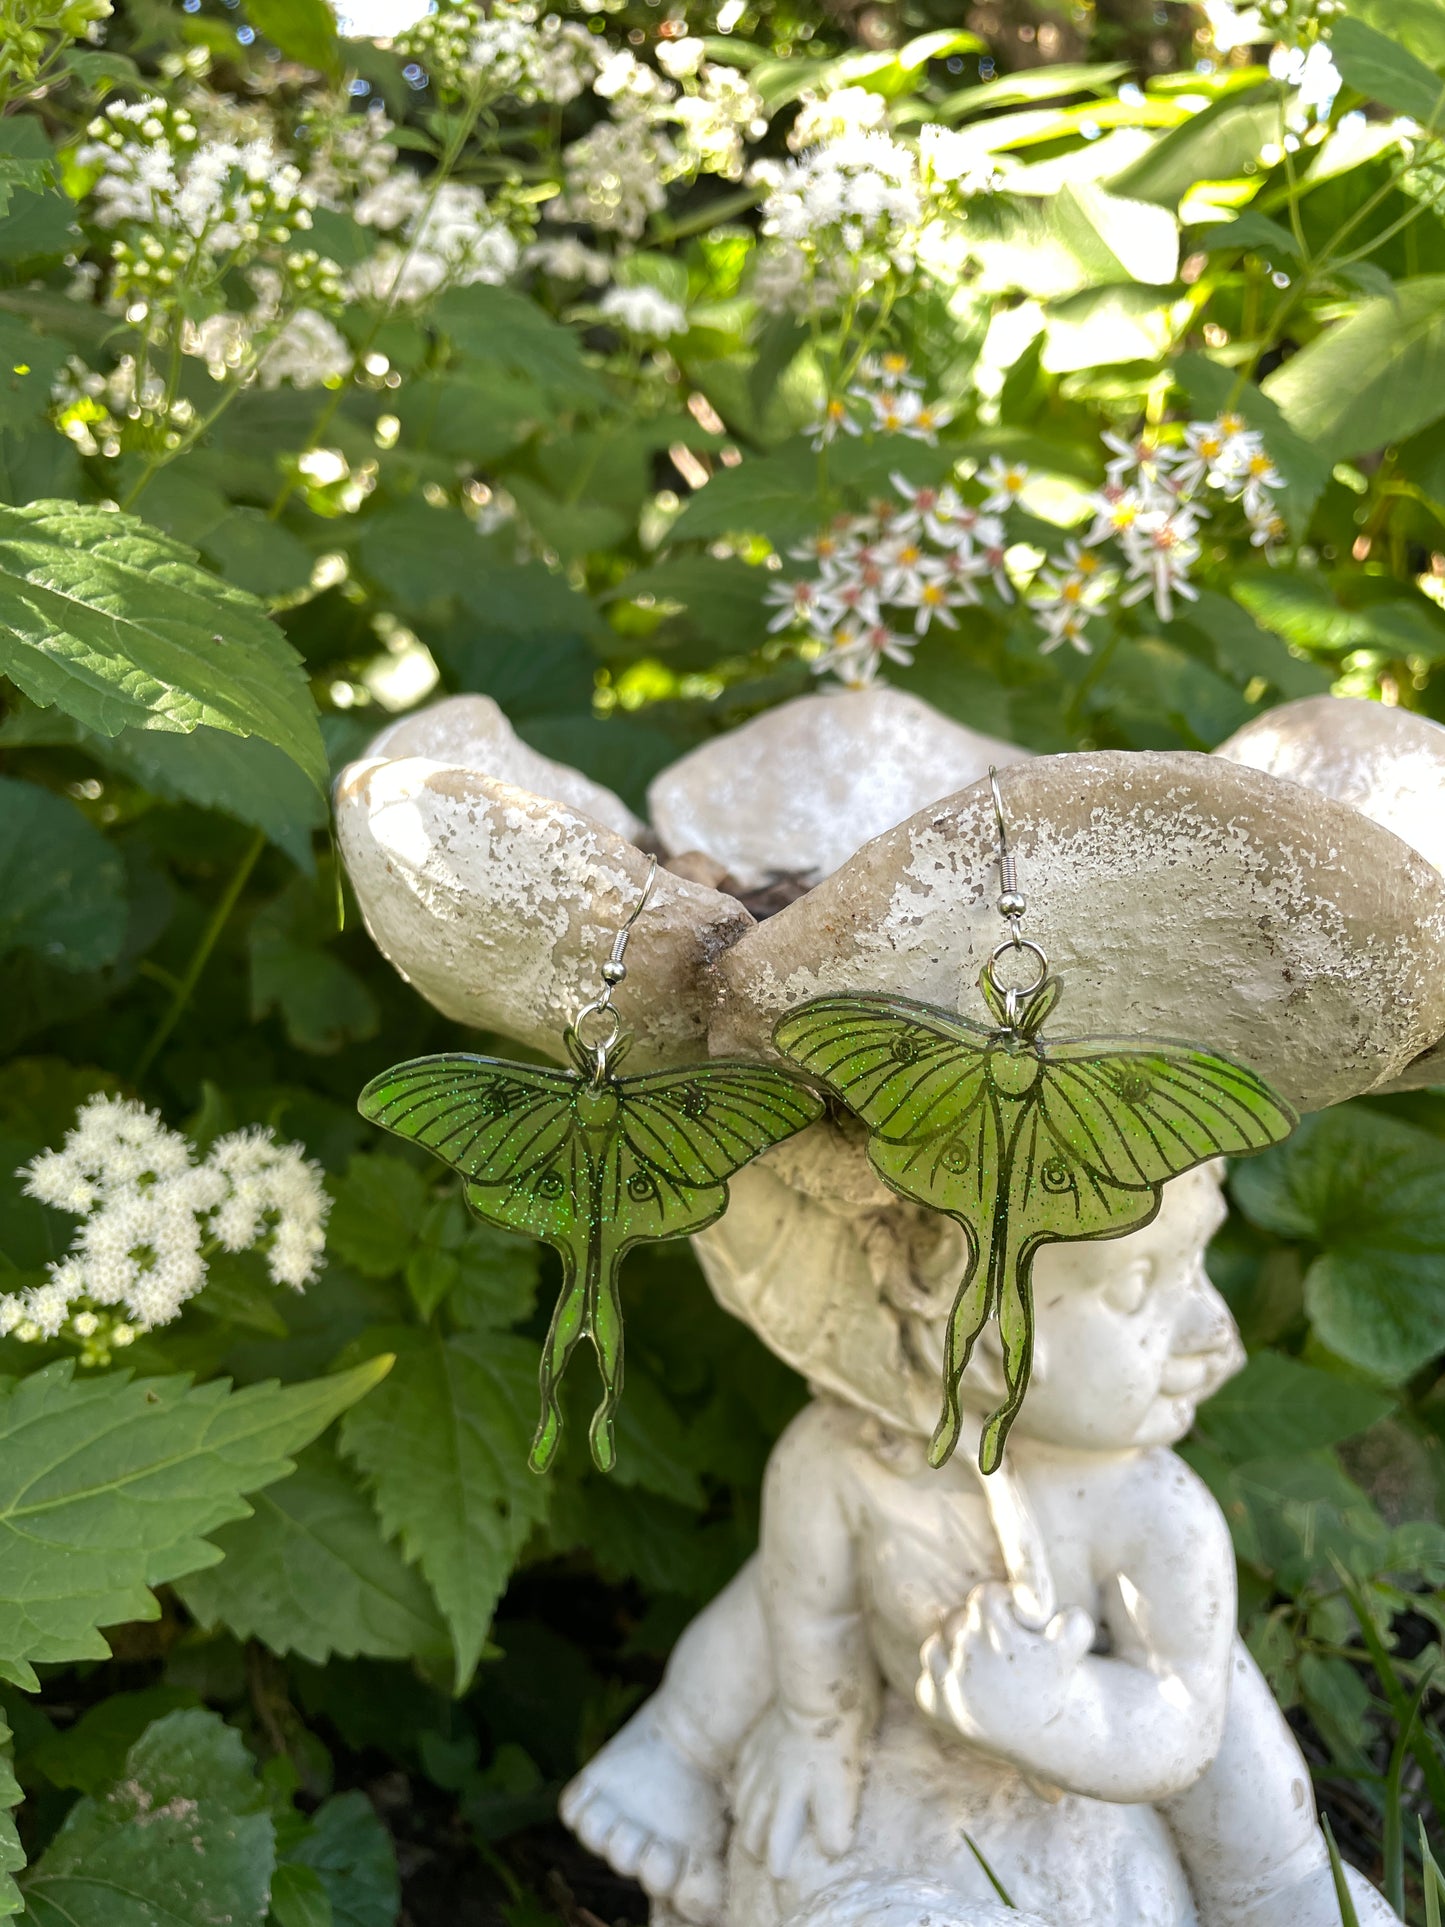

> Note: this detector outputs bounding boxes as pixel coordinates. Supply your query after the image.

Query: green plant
[0,0,1441,1916]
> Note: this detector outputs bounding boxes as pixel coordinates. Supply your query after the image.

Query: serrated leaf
[1191,1353,1394,1463]
[88,724,328,870]
[177,1441,449,1666]
[0,1716,22,1916]
[20,1709,274,1927]
[0,777,125,973]
[1263,276,1445,460]
[245,0,341,71]
[1180,588,1331,699]
[0,500,327,786]
[286,1791,399,1927]
[0,1356,390,1685]
[1232,572,1445,660]
[328,1154,430,1278]
[668,440,820,543]
[433,285,607,410]
[1329,17,1445,130]
[1232,1107,1445,1380]
[339,1331,550,1690]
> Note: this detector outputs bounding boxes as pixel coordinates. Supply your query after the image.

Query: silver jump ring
[573,1000,624,1052]
[984,937,1048,1000]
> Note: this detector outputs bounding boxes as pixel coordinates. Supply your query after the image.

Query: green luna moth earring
[358,860,824,1475]
[773,770,1297,1478]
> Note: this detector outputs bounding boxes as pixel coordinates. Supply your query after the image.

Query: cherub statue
[561,1143,1394,1927]
[335,686,1445,1927]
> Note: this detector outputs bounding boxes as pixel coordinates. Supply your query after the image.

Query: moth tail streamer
[977,1250,1038,1476]
[530,1253,587,1475]
[586,1249,626,1474]
[927,1230,990,1471]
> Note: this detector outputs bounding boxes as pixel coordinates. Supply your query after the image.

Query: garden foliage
[0,0,1443,1916]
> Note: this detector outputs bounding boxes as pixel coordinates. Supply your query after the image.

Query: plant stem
[131,827,265,1084]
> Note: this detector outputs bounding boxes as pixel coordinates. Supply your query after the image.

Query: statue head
[904,1164,1243,1453]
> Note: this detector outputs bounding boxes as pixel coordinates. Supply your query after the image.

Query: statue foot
[560,1703,727,1926]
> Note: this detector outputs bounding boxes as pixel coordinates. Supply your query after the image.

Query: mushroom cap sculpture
[337,688,1445,1116]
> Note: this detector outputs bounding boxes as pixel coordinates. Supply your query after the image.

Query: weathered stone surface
[710,750,1445,1112]
[366,693,646,842]
[648,687,1029,890]
[1217,694,1445,875]
[335,752,749,1066]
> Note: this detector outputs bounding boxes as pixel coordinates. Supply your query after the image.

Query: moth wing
[774,995,998,1222]
[358,1054,577,1190]
[617,1061,826,1190]
[1034,1038,1297,1200]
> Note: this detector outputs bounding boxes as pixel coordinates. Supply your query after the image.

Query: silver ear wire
[572,857,659,1082]
[983,768,1049,1029]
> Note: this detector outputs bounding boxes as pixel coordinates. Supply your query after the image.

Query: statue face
[1014,1165,1244,1452]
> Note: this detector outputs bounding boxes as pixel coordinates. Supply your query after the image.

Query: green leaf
[1173,353,1332,536]
[286,1791,399,1927]
[608,555,769,652]
[0,1717,22,1916]
[20,1710,273,1927]
[88,725,328,870]
[270,1863,334,1927]
[339,1330,550,1690]
[328,1154,430,1279]
[0,500,328,787]
[244,0,341,71]
[0,314,68,431]
[0,1357,390,1687]
[176,1441,449,1666]
[1180,588,1332,699]
[668,440,819,544]
[1345,0,1445,69]
[1191,1353,1394,1462]
[352,501,485,612]
[935,61,1130,119]
[1109,90,1278,208]
[26,1686,199,1797]
[972,183,1179,298]
[0,777,125,973]
[250,918,380,1055]
[1041,284,1175,372]
[433,285,607,410]
[202,507,316,603]
[1232,571,1445,660]
[1232,1107,1445,1380]
[1263,276,1445,460]
[1329,17,1445,129]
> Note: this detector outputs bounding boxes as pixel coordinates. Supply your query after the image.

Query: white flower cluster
[7,1096,329,1355]
[53,352,196,457]
[810,353,954,449]
[77,97,339,311]
[766,454,1030,687]
[598,284,687,337]
[1030,414,1286,651]
[670,62,767,182]
[396,0,601,105]
[352,177,519,303]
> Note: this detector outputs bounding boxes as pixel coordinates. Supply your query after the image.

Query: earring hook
[982,769,1048,1030]
[572,856,659,1082]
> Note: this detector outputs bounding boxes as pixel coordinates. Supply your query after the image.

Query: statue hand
[916,1580,1095,1757]
[735,1703,870,1880]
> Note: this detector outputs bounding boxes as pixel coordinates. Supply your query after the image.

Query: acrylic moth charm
[772,774,1297,1477]
[358,865,824,1475]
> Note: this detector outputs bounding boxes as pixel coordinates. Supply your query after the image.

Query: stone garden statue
[337,683,1445,1927]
